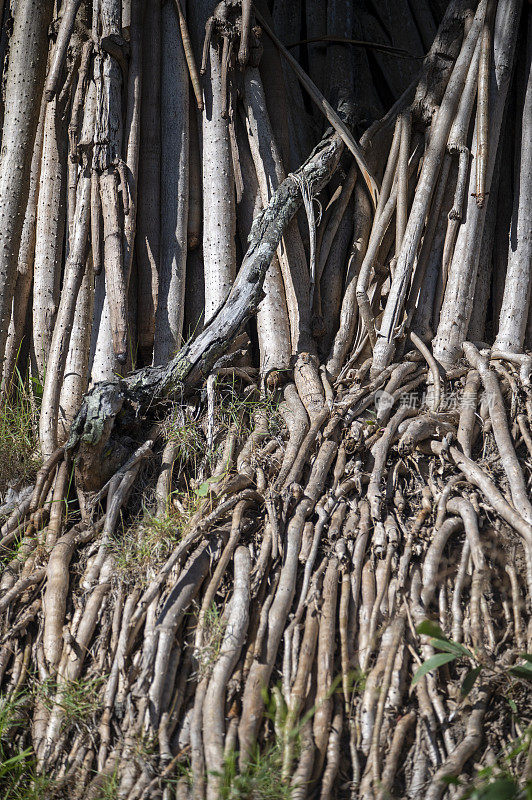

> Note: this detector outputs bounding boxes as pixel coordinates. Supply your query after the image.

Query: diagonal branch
[67,127,345,489]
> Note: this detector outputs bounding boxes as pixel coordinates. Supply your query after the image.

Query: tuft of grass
[218,380,283,440]
[0,693,56,799]
[219,744,292,800]
[216,685,296,800]
[111,506,190,576]
[95,769,120,800]
[168,405,210,473]
[32,676,104,728]
[0,370,40,497]
[450,725,532,800]
[196,603,227,679]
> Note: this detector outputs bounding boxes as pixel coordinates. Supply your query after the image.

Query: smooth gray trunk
[153,0,189,364]
[0,0,54,376]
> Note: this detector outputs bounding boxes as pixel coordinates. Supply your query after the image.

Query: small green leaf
[440,775,462,786]
[507,698,517,714]
[416,620,445,639]
[509,664,532,682]
[519,653,532,663]
[412,652,457,685]
[195,475,222,497]
[461,666,482,697]
[476,767,492,779]
[477,777,517,800]
[431,638,474,658]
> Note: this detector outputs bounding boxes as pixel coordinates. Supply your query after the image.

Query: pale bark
[2,91,46,391]
[234,114,289,379]
[326,182,372,378]
[201,48,235,323]
[372,1,487,374]
[121,0,130,36]
[57,265,94,444]
[440,36,482,291]
[191,1,236,325]
[45,0,83,101]
[153,0,189,365]
[433,0,522,367]
[412,0,476,123]
[39,168,91,458]
[0,0,54,375]
[242,67,313,358]
[32,97,68,381]
[94,1,127,363]
[493,15,532,353]
[89,275,116,385]
[356,141,423,347]
[475,0,497,208]
[88,37,122,384]
[203,547,251,800]
[100,169,127,362]
[100,0,120,34]
[242,69,291,377]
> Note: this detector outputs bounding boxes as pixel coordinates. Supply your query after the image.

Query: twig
[286,35,421,60]
[254,6,380,209]
[173,0,204,111]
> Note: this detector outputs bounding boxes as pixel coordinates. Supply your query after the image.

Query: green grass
[111,505,192,576]
[94,771,120,800]
[450,725,532,800]
[0,693,55,800]
[0,370,40,498]
[219,744,292,800]
[196,603,227,679]
[218,380,283,440]
[32,676,104,728]
[0,681,105,798]
[217,685,297,800]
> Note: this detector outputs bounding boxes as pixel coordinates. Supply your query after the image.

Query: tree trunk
[32,97,67,381]
[136,0,160,364]
[153,0,189,364]
[0,0,54,375]
[433,0,521,367]
[493,14,531,353]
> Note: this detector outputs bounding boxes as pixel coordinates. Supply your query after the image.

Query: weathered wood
[0,0,55,376]
[68,128,345,490]
[372,0,488,374]
[136,0,161,363]
[493,13,532,353]
[153,0,189,364]
[433,0,522,367]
